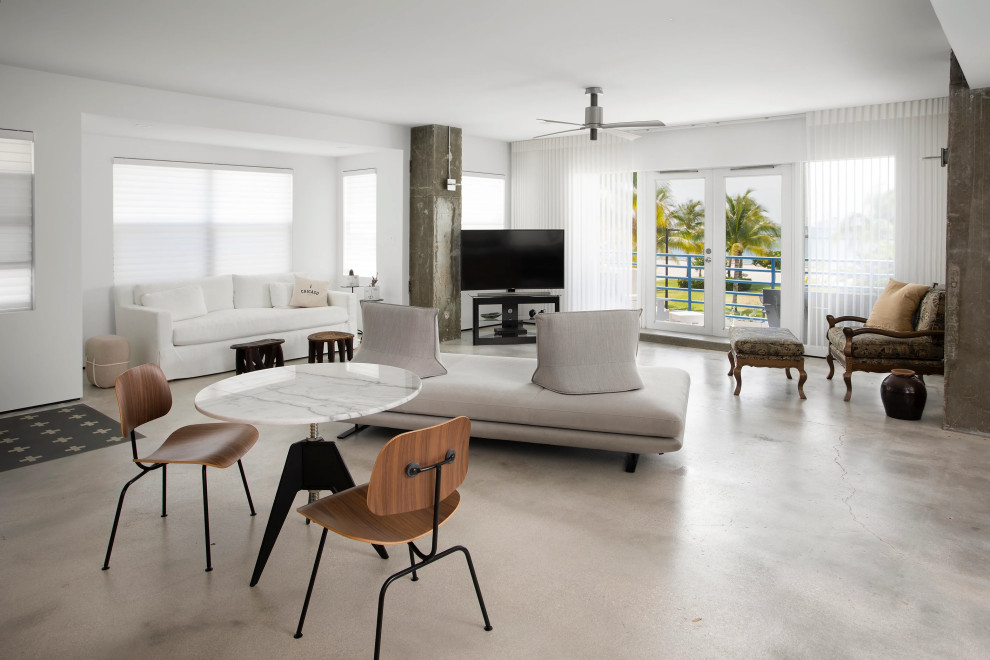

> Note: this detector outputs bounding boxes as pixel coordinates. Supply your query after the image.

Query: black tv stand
[471,292,560,345]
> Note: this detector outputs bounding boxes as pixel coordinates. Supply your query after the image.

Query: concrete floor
[1,335,988,659]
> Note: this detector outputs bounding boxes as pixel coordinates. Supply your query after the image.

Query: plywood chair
[293,416,492,659]
[102,363,259,572]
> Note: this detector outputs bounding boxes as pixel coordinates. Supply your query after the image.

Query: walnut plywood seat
[102,363,259,573]
[292,416,491,659]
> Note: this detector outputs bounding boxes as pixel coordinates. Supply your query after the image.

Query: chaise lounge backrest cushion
[532,309,644,395]
[352,302,447,378]
[866,278,930,332]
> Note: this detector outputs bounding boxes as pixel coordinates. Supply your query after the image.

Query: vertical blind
[511,133,634,311]
[0,131,33,312]
[462,173,506,229]
[804,98,948,350]
[342,170,377,278]
[113,160,293,284]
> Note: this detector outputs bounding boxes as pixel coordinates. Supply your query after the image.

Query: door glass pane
[655,178,706,326]
[723,175,782,330]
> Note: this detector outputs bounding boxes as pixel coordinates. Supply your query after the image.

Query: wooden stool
[308,331,355,363]
[231,338,285,375]
[728,327,807,399]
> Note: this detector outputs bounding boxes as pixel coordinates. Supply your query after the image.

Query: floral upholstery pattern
[826,326,944,361]
[915,288,945,333]
[729,327,804,357]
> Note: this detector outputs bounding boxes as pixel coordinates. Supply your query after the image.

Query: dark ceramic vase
[880,369,927,420]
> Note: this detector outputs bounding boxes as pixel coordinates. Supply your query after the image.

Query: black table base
[250,437,388,587]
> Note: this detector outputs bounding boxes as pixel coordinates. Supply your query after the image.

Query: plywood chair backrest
[366,416,471,516]
[114,363,173,437]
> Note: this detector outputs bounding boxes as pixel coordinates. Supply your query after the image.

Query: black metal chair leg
[102,469,154,570]
[202,466,212,572]
[161,465,167,517]
[455,546,494,631]
[237,460,256,516]
[408,543,418,581]
[294,528,329,639]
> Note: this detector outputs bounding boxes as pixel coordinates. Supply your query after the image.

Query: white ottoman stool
[85,335,130,388]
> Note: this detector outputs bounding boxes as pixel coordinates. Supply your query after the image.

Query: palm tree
[724,190,780,308]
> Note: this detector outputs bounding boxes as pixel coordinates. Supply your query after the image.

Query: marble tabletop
[194,363,422,426]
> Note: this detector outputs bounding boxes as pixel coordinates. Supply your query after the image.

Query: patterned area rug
[0,404,138,472]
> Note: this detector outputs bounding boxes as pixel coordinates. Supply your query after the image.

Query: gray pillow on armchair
[532,309,644,394]
[352,302,448,378]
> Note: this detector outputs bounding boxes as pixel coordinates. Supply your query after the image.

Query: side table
[231,338,285,375]
[308,331,355,363]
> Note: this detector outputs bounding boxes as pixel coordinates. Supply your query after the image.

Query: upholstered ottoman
[85,335,130,388]
[728,327,807,399]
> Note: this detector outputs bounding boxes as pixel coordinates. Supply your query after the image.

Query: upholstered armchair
[826,285,945,401]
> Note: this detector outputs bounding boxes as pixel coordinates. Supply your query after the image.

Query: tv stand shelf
[471,292,560,345]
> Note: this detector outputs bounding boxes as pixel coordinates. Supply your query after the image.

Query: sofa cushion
[394,354,688,438]
[352,302,447,378]
[270,282,294,308]
[234,273,293,309]
[866,279,930,332]
[172,306,347,346]
[532,309,643,394]
[134,275,234,312]
[289,276,330,308]
[826,326,944,361]
[141,285,208,322]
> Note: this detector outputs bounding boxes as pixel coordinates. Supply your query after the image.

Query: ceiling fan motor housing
[585,105,603,127]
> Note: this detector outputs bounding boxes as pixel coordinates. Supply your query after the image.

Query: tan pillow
[866,279,930,331]
[288,276,329,308]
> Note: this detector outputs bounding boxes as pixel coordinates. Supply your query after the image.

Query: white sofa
[114,274,357,380]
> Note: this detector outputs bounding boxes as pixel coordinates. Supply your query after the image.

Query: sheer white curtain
[511,134,634,311]
[804,98,948,350]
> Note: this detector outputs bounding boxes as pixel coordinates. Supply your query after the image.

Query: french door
[642,166,793,337]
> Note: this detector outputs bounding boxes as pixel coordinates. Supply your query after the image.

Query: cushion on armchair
[914,288,945,334]
[826,327,944,361]
[866,279,930,332]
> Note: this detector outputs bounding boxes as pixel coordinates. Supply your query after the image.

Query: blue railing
[654,253,781,323]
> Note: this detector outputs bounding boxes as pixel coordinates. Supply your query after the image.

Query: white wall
[0,63,411,412]
[81,134,338,341]
[460,134,512,329]
[632,117,806,171]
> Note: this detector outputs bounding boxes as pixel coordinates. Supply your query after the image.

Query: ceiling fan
[535,87,666,140]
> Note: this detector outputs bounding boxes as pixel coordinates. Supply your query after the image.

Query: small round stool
[231,338,285,375]
[307,331,355,363]
[85,335,130,388]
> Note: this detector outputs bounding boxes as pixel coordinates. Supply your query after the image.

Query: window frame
[341,168,378,279]
[0,128,35,313]
[461,171,507,230]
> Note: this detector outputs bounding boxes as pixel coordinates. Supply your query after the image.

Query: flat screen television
[460,229,565,291]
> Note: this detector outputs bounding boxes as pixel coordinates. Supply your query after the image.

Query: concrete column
[944,53,990,435]
[409,125,462,341]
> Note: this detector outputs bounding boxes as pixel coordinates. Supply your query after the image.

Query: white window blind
[342,170,377,277]
[462,173,506,230]
[0,131,34,312]
[113,160,292,284]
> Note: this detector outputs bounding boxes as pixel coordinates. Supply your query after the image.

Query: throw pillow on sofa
[352,302,447,378]
[270,282,294,308]
[140,285,208,322]
[288,276,329,308]
[532,309,644,394]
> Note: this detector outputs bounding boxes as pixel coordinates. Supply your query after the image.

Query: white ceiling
[0,0,975,143]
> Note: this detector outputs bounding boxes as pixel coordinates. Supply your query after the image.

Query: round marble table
[194,363,422,586]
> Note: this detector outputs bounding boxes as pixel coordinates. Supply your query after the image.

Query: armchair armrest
[327,290,358,336]
[842,326,944,340]
[114,303,172,368]
[826,314,868,328]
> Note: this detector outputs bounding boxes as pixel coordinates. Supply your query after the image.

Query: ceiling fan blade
[537,119,586,127]
[599,128,641,141]
[533,127,588,139]
[600,120,666,129]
